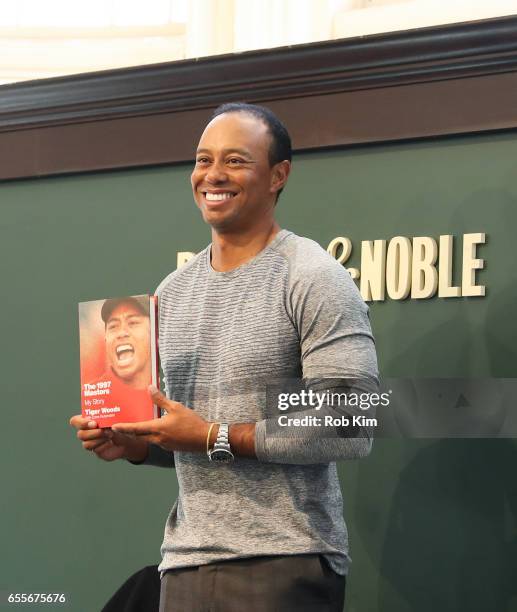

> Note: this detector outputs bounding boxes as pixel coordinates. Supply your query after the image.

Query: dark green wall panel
[1,131,516,611]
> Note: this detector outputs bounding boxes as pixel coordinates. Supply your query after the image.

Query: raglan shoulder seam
[154,246,209,297]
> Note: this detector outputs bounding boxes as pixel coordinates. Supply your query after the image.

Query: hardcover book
[79,294,159,428]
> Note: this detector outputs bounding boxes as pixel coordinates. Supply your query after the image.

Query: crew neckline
[205,229,292,279]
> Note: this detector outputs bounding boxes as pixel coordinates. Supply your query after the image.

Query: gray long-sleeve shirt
[139,229,379,575]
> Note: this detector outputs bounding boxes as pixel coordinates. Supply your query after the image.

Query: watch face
[209,449,234,463]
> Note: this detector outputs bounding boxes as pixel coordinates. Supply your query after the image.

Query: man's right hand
[69,415,149,463]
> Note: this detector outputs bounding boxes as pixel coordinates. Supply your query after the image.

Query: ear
[270,160,291,195]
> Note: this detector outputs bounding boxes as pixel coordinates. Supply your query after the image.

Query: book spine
[150,295,160,419]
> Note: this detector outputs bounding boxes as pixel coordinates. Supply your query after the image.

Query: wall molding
[1,15,516,180]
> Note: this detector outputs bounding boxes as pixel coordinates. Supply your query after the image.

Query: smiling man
[71,103,379,612]
[191,108,288,239]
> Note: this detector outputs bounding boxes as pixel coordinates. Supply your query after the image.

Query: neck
[210,219,281,272]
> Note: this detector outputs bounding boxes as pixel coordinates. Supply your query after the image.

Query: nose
[205,159,228,184]
[116,324,130,338]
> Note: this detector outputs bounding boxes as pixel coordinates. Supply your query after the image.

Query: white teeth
[205,192,234,201]
[116,344,133,355]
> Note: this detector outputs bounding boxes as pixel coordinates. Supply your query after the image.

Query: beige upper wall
[1,0,516,85]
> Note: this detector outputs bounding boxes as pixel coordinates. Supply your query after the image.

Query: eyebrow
[107,313,145,325]
[196,148,254,158]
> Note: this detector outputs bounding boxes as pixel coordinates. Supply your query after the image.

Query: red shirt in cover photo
[81,370,154,427]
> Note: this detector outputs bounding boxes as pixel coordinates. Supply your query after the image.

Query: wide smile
[115,343,135,366]
[201,190,238,206]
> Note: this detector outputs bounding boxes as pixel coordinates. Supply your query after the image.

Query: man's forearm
[206,423,257,458]
[252,378,378,464]
[228,423,256,458]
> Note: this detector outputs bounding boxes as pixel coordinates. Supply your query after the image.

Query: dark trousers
[159,554,346,612]
[102,565,161,612]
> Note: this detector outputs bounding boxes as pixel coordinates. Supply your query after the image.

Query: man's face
[105,303,150,386]
[191,112,284,232]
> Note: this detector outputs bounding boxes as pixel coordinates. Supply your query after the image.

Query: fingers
[70,415,97,430]
[71,412,133,461]
[112,421,156,436]
[74,418,112,452]
[148,386,176,412]
[92,440,125,462]
[148,386,185,416]
[82,437,108,451]
[148,384,162,398]
[92,440,112,454]
[76,424,110,440]
[110,430,140,446]
[111,423,162,447]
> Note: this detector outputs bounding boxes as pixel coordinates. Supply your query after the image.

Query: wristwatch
[208,423,234,463]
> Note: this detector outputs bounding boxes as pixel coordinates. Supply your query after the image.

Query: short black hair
[211,102,291,200]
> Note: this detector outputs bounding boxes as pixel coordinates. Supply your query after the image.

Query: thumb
[149,385,171,410]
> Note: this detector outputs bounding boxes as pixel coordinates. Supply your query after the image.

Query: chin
[207,210,243,231]
[121,376,141,388]
[113,367,135,383]
[204,216,230,231]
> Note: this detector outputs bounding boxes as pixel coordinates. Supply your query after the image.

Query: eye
[227,158,245,166]
[195,156,211,165]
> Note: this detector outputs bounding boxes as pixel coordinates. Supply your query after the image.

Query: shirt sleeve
[128,443,175,468]
[254,256,379,464]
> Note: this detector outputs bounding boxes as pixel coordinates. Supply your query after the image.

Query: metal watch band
[216,423,229,446]
[208,422,234,463]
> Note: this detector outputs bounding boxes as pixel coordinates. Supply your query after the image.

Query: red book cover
[79,294,159,428]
